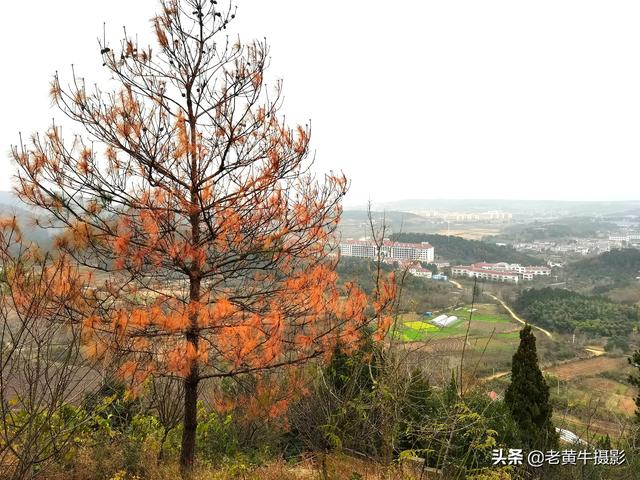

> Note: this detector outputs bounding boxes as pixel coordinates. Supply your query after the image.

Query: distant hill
[604,208,640,220]
[340,210,426,224]
[346,199,640,217]
[389,232,543,265]
[568,248,640,282]
[339,210,441,238]
[0,191,53,249]
[491,216,616,242]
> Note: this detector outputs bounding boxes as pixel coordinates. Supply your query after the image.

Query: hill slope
[492,217,616,242]
[389,232,543,265]
[568,249,640,283]
[514,287,639,336]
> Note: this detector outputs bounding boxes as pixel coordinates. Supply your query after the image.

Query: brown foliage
[10,0,395,468]
[0,221,102,479]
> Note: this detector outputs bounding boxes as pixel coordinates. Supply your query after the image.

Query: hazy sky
[2,1,640,206]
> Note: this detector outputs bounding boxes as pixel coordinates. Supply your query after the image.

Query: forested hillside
[568,248,640,282]
[514,287,639,336]
[389,232,542,265]
[337,257,456,311]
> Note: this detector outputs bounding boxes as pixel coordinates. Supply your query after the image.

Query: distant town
[338,238,551,283]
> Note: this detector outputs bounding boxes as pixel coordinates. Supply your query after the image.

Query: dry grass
[546,356,630,381]
[434,228,501,240]
[555,412,631,440]
[35,452,433,480]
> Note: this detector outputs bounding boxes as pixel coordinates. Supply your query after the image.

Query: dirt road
[487,293,553,339]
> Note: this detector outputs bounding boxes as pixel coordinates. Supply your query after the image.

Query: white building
[451,266,519,283]
[609,234,629,242]
[451,262,550,283]
[522,265,552,277]
[339,239,434,263]
[408,266,433,278]
[338,240,377,258]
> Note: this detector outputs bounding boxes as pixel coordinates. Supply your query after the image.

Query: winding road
[446,279,553,339]
[486,293,553,339]
[445,280,606,385]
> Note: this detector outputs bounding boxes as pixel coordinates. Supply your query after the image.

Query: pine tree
[10,0,397,468]
[504,325,558,450]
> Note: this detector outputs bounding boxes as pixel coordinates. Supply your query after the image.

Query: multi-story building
[451,262,551,283]
[380,241,434,262]
[609,232,640,251]
[339,239,434,263]
[451,265,519,283]
[471,262,551,277]
[522,265,552,276]
[338,240,377,258]
[609,234,629,243]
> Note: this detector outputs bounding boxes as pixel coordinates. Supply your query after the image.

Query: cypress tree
[444,370,459,407]
[504,325,558,450]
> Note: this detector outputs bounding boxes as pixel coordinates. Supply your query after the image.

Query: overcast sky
[2,1,640,206]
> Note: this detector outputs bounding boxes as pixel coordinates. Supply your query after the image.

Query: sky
[1,0,640,206]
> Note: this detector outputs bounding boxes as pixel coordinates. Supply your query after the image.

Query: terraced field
[398,302,565,378]
[396,297,640,443]
[397,300,637,436]
[546,356,628,381]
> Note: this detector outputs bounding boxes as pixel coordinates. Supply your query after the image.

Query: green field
[470,313,511,323]
[398,300,634,442]
[396,303,516,342]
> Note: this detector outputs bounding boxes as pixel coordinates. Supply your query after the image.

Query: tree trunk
[180,248,201,471]
[180,273,201,472]
[180,369,199,471]
[181,70,203,473]
[158,426,173,465]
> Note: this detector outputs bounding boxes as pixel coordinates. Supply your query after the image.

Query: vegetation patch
[495,332,520,339]
[472,313,511,324]
[569,248,640,283]
[403,320,438,331]
[514,287,639,336]
[546,356,631,381]
[389,232,542,265]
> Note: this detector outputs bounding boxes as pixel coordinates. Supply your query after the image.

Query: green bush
[196,408,240,464]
